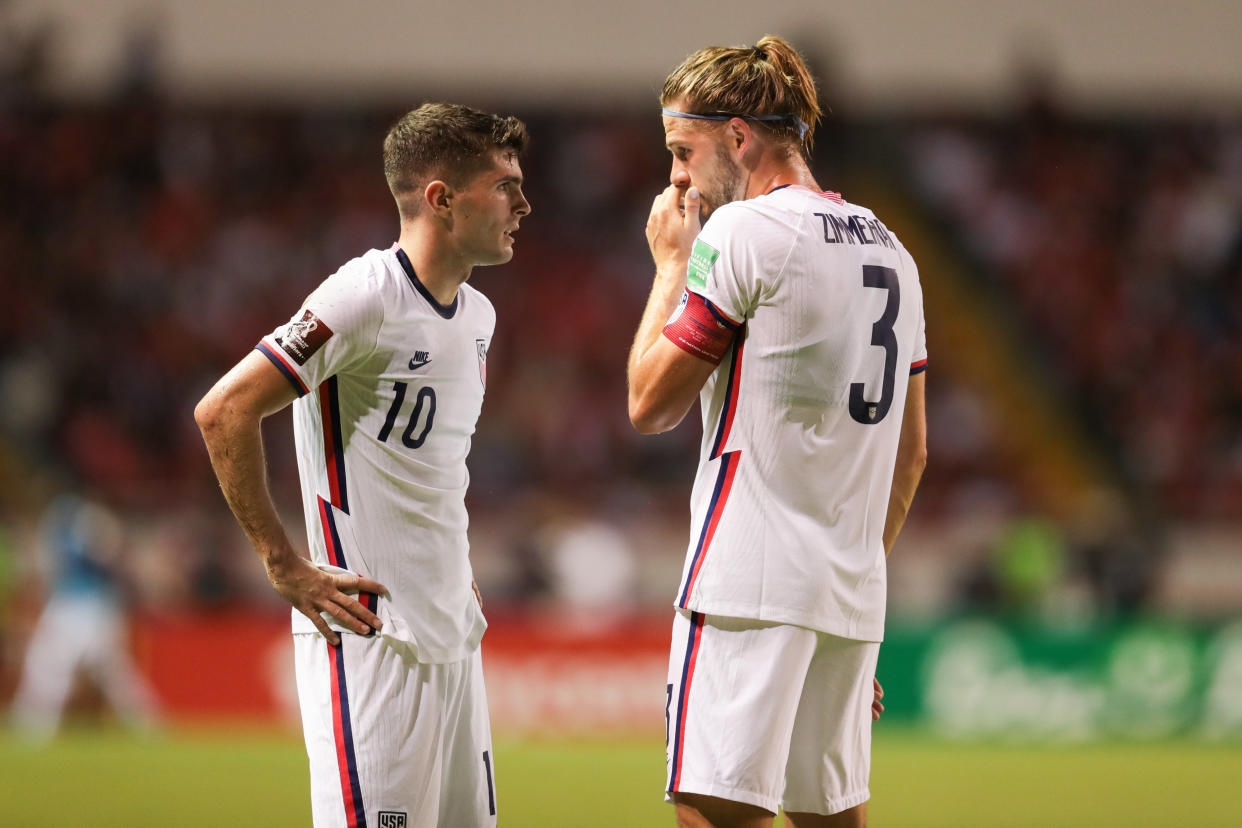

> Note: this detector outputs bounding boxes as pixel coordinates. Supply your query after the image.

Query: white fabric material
[676,186,927,642]
[262,246,492,663]
[295,633,497,828]
[303,564,460,667]
[665,610,878,816]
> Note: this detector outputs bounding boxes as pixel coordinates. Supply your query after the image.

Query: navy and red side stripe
[317,496,347,569]
[317,497,377,616]
[667,611,705,793]
[708,328,745,460]
[320,504,370,825]
[319,376,349,514]
[328,642,367,828]
[676,326,745,609]
[677,451,740,608]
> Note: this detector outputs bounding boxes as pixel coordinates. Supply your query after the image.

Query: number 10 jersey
[663,186,927,643]
[257,245,493,663]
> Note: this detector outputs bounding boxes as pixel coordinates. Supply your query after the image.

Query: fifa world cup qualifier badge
[276,309,334,365]
[686,239,719,291]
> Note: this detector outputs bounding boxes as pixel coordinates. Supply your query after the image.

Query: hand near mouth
[647,184,701,278]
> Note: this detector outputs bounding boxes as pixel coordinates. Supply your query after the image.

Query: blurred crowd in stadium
[0,32,1239,638]
[908,106,1242,520]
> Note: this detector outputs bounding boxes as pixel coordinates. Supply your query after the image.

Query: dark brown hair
[383,102,528,213]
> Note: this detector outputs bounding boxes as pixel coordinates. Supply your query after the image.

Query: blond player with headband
[629,36,928,828]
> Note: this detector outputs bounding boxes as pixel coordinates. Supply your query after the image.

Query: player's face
[452,149,531,266]
[662,114,745,220]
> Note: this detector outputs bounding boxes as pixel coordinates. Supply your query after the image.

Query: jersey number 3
[849,265,900,425]
[378,381,436,448]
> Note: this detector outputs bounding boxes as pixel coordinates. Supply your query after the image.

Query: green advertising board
[877,616,1242,740]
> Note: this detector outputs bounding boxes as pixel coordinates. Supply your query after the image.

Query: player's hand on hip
[646,184,701,277]
[264,553,386,645]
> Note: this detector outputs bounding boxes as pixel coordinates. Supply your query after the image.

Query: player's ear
[424,180,453,218]
[727,117,750,153]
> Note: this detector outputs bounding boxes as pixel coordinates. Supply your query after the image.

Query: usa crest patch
[476,338,488,388]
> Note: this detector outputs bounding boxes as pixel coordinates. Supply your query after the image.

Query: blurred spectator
[994,517,1068,613]
[547,514,637,614]
[1069,489,1160,615]
[956,515,1103,625]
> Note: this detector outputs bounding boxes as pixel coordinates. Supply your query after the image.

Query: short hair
[383,102,529,214]
[660,35,822,154]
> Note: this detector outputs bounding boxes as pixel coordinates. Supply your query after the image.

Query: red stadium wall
[132,610,296,724]
[131,608,670,732]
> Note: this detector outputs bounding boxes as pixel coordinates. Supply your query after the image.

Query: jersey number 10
[377,382,436,448]
[849,265,900,425]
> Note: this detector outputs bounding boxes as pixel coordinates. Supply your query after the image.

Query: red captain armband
[662,290,742,365]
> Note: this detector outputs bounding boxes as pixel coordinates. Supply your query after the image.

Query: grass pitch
[1,725,1239,826]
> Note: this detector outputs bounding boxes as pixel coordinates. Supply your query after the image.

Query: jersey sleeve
[682,203,770,325]
[910,298,928,375]
[256,261,383,396]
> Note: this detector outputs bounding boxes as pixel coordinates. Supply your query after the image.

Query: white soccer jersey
[258,245,493,663]
[665,185,927,642]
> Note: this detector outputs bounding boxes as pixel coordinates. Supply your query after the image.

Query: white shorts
[294,633,496,828]
[665,611,880,816]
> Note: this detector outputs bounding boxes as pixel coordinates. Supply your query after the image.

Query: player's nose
[670,167,691,188]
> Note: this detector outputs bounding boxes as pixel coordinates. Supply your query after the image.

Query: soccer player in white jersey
[628,37,928,828]
[195,103,530,828]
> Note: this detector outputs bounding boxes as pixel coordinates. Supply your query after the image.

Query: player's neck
[746,158,819,200]
[396,226,469,306]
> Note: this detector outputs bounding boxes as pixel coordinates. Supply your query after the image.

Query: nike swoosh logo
[408,356,432,370]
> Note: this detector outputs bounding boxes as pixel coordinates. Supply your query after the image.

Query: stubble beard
[699,144,746,220]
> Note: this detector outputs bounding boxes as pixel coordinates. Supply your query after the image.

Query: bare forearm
[195,355,385,643]
[198,410,297,568]
[883,372,927,557]
[882,455,925,556]
[627,264,686,381]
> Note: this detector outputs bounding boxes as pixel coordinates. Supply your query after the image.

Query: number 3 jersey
[662,186,927,643]
[257,245,493,663]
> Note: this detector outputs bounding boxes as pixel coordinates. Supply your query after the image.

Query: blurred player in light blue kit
[10,490,158,741]
[629,36,928,828]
